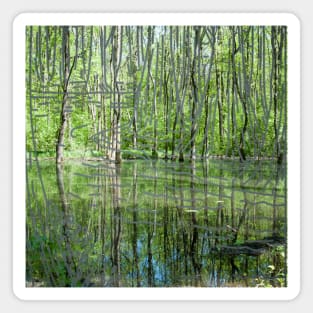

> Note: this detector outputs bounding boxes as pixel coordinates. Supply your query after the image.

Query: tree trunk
[109,26,122,164]
[151,41,159,159]
[231,27,248,162]
[271,26,285,164]
[215,28,224,147]
[132,29,138,149]
[56,26,71,163]
[163,50,170,160]
[190,27,200,161]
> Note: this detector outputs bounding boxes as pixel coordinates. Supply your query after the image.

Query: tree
[108,26,123,163]
[56,26,76,163]
[271,26,286,164]
[189,26,200,161]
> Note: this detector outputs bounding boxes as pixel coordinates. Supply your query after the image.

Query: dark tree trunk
[271,26,285,164]
[56,26,71,163]
[109,163,122,286]
[231,27,248,162]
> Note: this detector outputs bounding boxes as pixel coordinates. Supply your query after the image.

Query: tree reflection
[190,160,202,286]
[27,159,287,287]
[108,162,122,287]
[131,162,141,286]
[56,163,76,286]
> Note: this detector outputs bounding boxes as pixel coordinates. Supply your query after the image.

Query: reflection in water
[56,164,74,286]
[26,159,287,287]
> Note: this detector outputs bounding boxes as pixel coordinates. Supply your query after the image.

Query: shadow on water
[26,159,287,287]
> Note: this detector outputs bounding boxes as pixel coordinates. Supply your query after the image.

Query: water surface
[26,159,287,287]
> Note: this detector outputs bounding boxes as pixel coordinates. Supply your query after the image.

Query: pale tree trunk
[146,27,159,159]
[151,41,159,159]
[179,26,191,162]
[271,26,285,164]
[163,51,170,160]
[132,27,140,149]
[170,26,178,160]
[190,26,200,161]
[109,26,122,163]
[215,27,224,147]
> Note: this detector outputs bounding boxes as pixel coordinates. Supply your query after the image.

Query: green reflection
[26,159,287,287]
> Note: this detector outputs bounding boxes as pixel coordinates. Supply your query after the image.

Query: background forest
[26,25,287,163]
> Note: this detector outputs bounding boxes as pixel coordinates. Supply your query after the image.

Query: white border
[13,13,300,301]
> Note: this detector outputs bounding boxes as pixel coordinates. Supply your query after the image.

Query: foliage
[26,26,287,162]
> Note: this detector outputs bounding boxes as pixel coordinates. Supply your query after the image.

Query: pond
[26,158,287,288]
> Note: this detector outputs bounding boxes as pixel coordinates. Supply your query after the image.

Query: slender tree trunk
[56,26,71,163]
[202,83,212,159]
[163,49,170,160]
[239,29,249,162]
[145,26,152,127]
[231,27,248,162]
[170,27,178,160]
[271,26,285,164]
[216,68,224,146]
[271,27,279,161]
[131,27,139,149]
[151,41,159,159]
[109,26,122,163]
[178,27,189,162]
[178,27,190,162]
[190,26,200,161]
[215,28,224,147]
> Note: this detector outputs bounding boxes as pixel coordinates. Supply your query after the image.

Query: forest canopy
[26,25,287,163]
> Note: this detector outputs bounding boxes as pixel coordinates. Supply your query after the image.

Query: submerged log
[217,236,286,256]
[219,245,266,256]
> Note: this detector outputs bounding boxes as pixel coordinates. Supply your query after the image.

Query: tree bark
[190,27,200,161]
[271,26,285,164]
[231,27,248,162]
[215,28,224,147]
[56,26,71,163]
[109,26,122,164]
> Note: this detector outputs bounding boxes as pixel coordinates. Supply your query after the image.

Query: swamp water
[26,159,287,287]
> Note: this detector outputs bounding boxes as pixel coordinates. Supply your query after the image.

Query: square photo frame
[13,12,300,301]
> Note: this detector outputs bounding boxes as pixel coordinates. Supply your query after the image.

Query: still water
[26,159,287,287]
